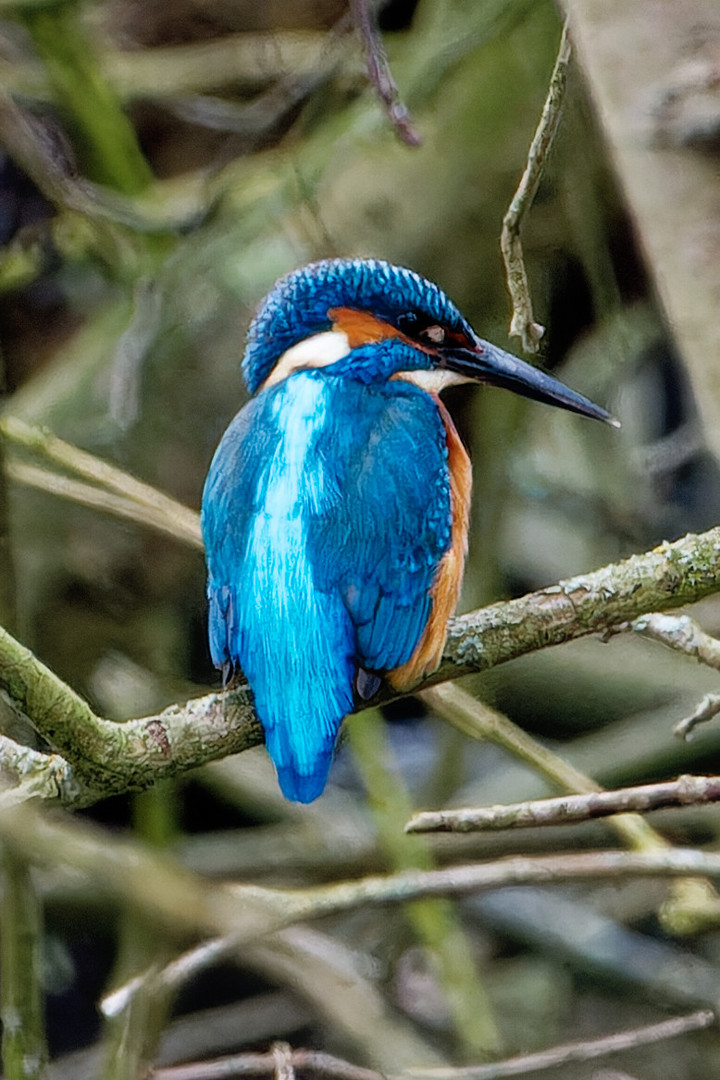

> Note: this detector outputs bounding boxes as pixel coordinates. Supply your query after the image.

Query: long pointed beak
[442,338,619,427]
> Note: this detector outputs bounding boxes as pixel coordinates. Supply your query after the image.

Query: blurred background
[2,0,720,1076]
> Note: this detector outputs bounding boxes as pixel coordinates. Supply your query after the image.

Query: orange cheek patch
[329,307,403,348]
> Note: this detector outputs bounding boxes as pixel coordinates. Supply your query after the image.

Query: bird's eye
[396,314,447,347]
[420,325,446,345]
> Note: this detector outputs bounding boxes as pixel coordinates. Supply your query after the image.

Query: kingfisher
[201,258,614,803]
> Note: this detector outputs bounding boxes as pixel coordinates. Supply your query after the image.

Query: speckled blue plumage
[202,258,466,802]
[243,258,474,393]
[202,368,452,802]
[202,258,613,800]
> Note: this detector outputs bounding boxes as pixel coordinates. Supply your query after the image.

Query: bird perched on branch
[201,258,614,802]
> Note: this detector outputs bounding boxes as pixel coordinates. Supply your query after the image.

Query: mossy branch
[1,526,720,807]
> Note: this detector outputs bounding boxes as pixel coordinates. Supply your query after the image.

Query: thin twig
[501,21,571,352]
[419,684,666,854]
[272,1043,295,1080]
[350,0,421,146]
[592,1072,643,1080]
[8,800,720,948]
[675,693,720,740]
[151,1048,386,1080]
[418,685,719,932]
[2,31,342,103]
[6,461,203,549]
[407,774,720,834]
[633,612,720,669]
[2,415,203,549]
[101,936,240,1019]
[406,1010,716,1080]
[632,613,720,739]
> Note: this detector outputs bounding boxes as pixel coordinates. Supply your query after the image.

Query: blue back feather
[201,369,452,801]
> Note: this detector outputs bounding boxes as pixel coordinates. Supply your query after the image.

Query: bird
[201,258,615,803]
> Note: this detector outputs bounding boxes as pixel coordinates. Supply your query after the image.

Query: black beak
[442,338,619,427]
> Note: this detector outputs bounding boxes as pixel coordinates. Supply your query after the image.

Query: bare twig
[147,1008,715,1080]
[151,1048,385,1080]
[8,800,720,947]
[102,936,246,1021]
[406,1010,715,1080]
[2,415,203,549]
[675,693,720,740]
[5,462,203,549]
[417,686,719,932]
[2,31,343,103]
[407,774,720,834]
[632,613,720,739]
[633,612,720,669]
[592,1072,643,1080]
[419,683,665,854]
[501,21,571,352]
[350,0,421,146]
[272,1043,295,1080]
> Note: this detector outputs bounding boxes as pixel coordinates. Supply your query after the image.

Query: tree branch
[7,800,720,945]
[149,1008,716,1080]
[152,1048,385,1080]
[633,612,720,670]
[407,774,720,834]
[404,1010,716,1080]
[2,525,720,807]
[1,416,203,549]
[501,21,571,352]
[349,0,422,146]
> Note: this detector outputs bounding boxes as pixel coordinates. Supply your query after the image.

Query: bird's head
[242,258,616,425]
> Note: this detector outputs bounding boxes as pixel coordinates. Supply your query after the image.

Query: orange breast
[387,396,471,690]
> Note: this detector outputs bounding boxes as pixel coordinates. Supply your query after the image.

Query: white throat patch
[397,368,473,393]
[262,330,351,390]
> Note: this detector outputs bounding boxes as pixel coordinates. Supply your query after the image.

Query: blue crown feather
[242,258,473,393]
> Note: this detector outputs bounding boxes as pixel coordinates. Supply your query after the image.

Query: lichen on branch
[1,525,720,808]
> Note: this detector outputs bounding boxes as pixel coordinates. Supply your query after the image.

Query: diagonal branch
[404,1009,715,1080]
[349,0,421,146]
[435,525,720,680]
[146,1009,716,1080]
[407,774,720,834]
[1,526,720,806]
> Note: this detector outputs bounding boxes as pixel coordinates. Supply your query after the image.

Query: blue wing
[308,378,453,671]
[201,371,452,802]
